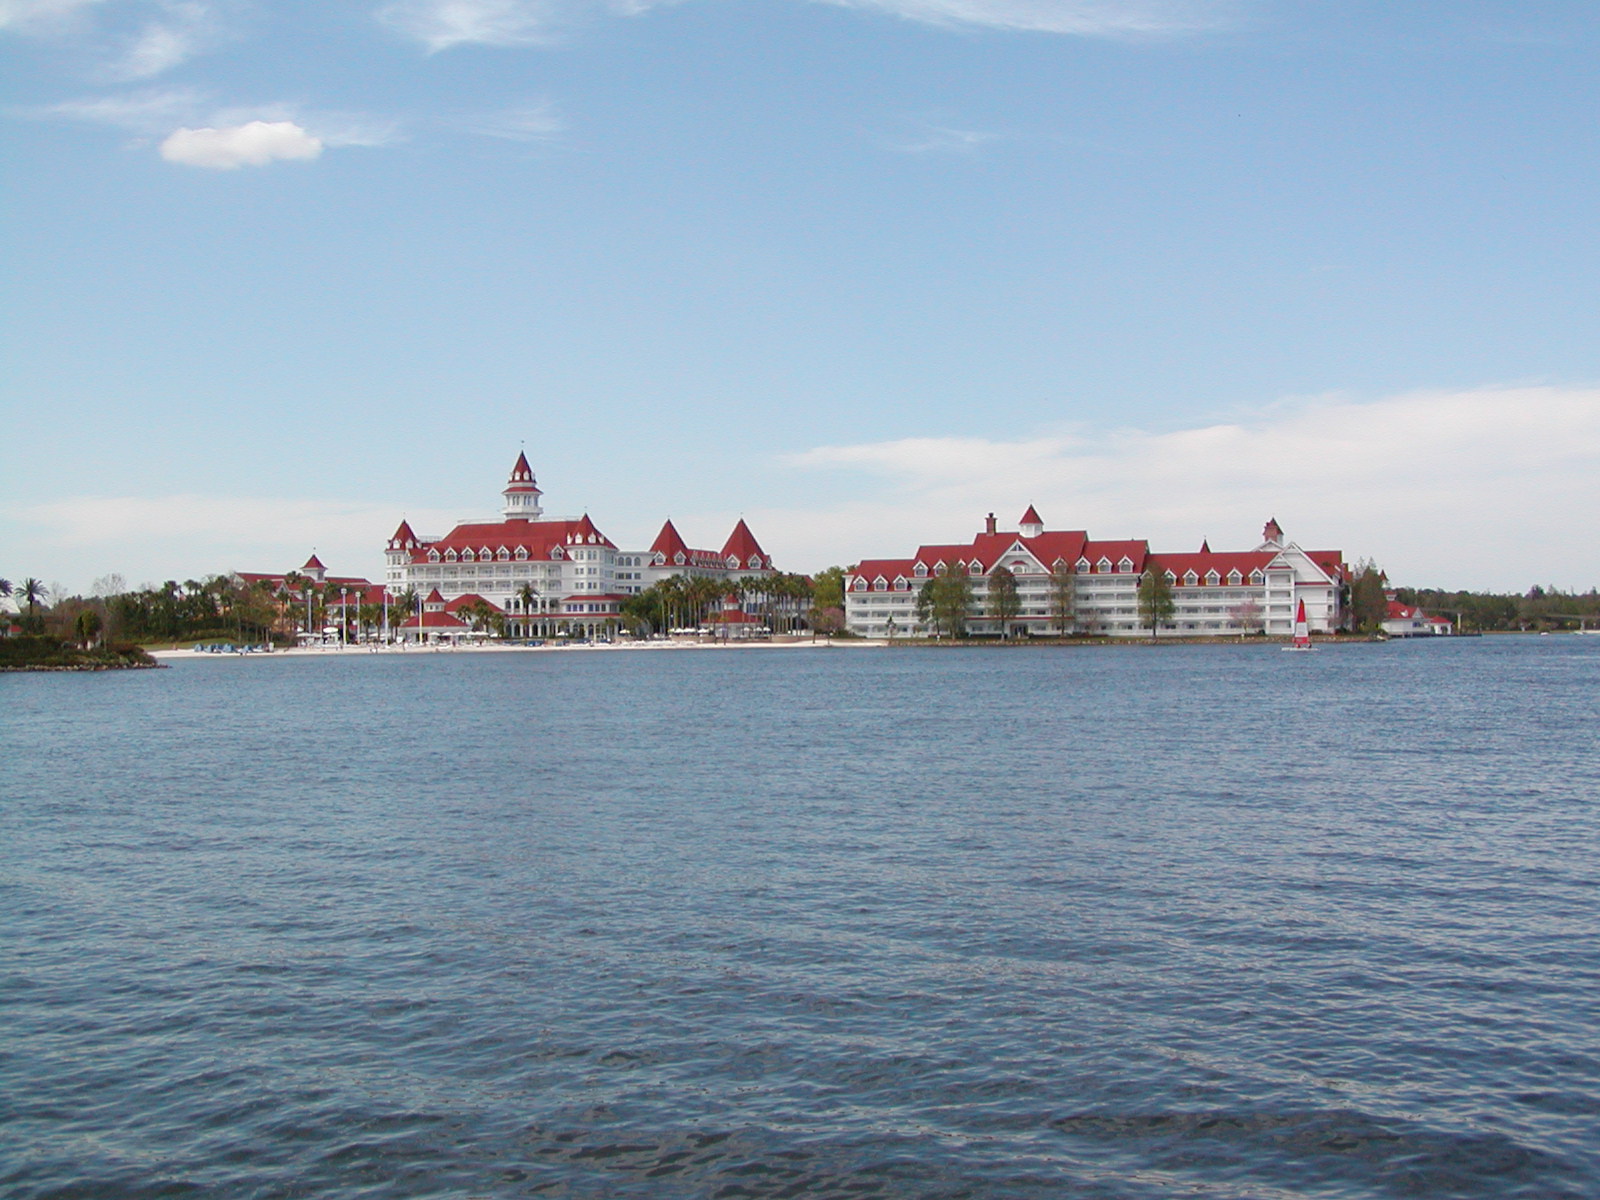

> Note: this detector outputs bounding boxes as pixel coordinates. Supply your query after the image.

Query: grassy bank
[0,636,162,672]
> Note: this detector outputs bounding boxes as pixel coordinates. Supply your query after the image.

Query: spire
[502,451,544,520]
[1020,505,1044,537]
[720,519,768,570]
[650,519,690,563]
[1199,538,1211,554]
[1262,517,1284,545]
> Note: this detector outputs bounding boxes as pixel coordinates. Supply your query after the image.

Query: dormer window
[1076,558,1091,574]
[853,578,867,591]
[894,577,908,591]
[462,549,475,562]
[873,577,888,591]
[428,549,440,563]
[1183,570,1198,586]
[1097,557,1113,573]
[914,563,928,577]
[515,547,528,561]
[674,552,686,565]
[1249,570,1263,584]
[497,548,510,562]
[1228,569,1242,585]
[445,549,458,562]
[1205,570,1220,586]
[1164,570,1178,584]
[968,561,982,575]
[1118,557,1135,573]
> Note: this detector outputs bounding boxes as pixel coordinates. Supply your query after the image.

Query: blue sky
[5,0,1600,594]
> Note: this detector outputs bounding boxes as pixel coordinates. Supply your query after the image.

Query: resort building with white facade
[384,453,778,639]
[845,512,1347,639]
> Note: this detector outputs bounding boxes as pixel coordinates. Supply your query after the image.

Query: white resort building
[845,512,1348,639]
[385,453,778,639]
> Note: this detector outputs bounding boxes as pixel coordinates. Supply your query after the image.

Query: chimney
[985,513,997,535]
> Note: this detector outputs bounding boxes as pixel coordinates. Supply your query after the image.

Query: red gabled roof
[720,519,767,566]
[389,520,418,549]
[445,593,505,615]
[302,554,326,571]
[1079,539,1149,571]
[425,588,446,604]
[399,610,468,629]
[1020,504,1043,526]
[1387,599,1424,620]
[1148,549,1275,583]
[416,516,612,562]
[853,558,918,582]
[650,519,689,559]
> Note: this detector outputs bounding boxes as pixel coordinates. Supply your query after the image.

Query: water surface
[4,638,1597,1198]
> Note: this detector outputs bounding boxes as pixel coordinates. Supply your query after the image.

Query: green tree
[75,608,103,648]
[1047,562,1077,635]
[988,564,1021,635]
[812,566,847,612]
[1137,568,1175,639]
[917,559,973,638]
[1348,560,1387,633]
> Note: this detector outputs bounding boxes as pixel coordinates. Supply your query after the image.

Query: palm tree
[18,578,48,632]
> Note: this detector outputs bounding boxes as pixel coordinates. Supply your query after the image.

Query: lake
[3,637,1597,1198]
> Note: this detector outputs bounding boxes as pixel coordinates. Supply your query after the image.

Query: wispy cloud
[0,0,108,34]
[377,0,574,51]
[107,1,220,80]
[377,0,1228,51]
[775,387,1600,590]
[891,119,1004,154]
[812,0,1231,37]
[6,495,462,592]
[457,99,565,141]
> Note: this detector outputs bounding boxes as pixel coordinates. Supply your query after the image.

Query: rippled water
[4,637,1598,1199]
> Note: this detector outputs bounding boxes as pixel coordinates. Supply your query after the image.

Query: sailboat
[1283,598,1315,652]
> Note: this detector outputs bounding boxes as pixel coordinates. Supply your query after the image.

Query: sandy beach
[148,637,889,660]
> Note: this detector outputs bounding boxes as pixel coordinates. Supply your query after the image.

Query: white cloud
[160,118,322,167]
[775,387,1600,590]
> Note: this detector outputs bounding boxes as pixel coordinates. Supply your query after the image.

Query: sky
[4,0,1600,596]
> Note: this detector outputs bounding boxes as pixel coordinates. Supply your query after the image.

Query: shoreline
[146,634,1395,661]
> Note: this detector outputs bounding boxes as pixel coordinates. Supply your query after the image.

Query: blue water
[3,637,1598,1199]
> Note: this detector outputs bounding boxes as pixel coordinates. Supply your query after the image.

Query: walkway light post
[340,587,348,648]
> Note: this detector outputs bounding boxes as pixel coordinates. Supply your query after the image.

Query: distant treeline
[1393,585,1600,632]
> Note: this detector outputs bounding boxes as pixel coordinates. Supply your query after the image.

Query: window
[914,563,928,577]
[1206,571,1220,586]
[445,549,458,562]
[1184,571,1198,586]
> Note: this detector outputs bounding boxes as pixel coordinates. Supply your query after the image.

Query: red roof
[399,610,468,629]
[650,519,689,559]
[425,588,446,604]
[1148,550,1274,583]
[720,519,767,567]
[445,593,505,615]
[505,451,541,493]
[1020,504,1043,526]
[302,554,326,571]
[388,520,418,549]
[410,515,614,562]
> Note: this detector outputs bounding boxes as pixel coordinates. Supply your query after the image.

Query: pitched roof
[1020,504,1043,526]
[302,554,326,571]
[445,593,505,615]
[410,516,613,561]
[505,451,541,492]
[720,519,767,565]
